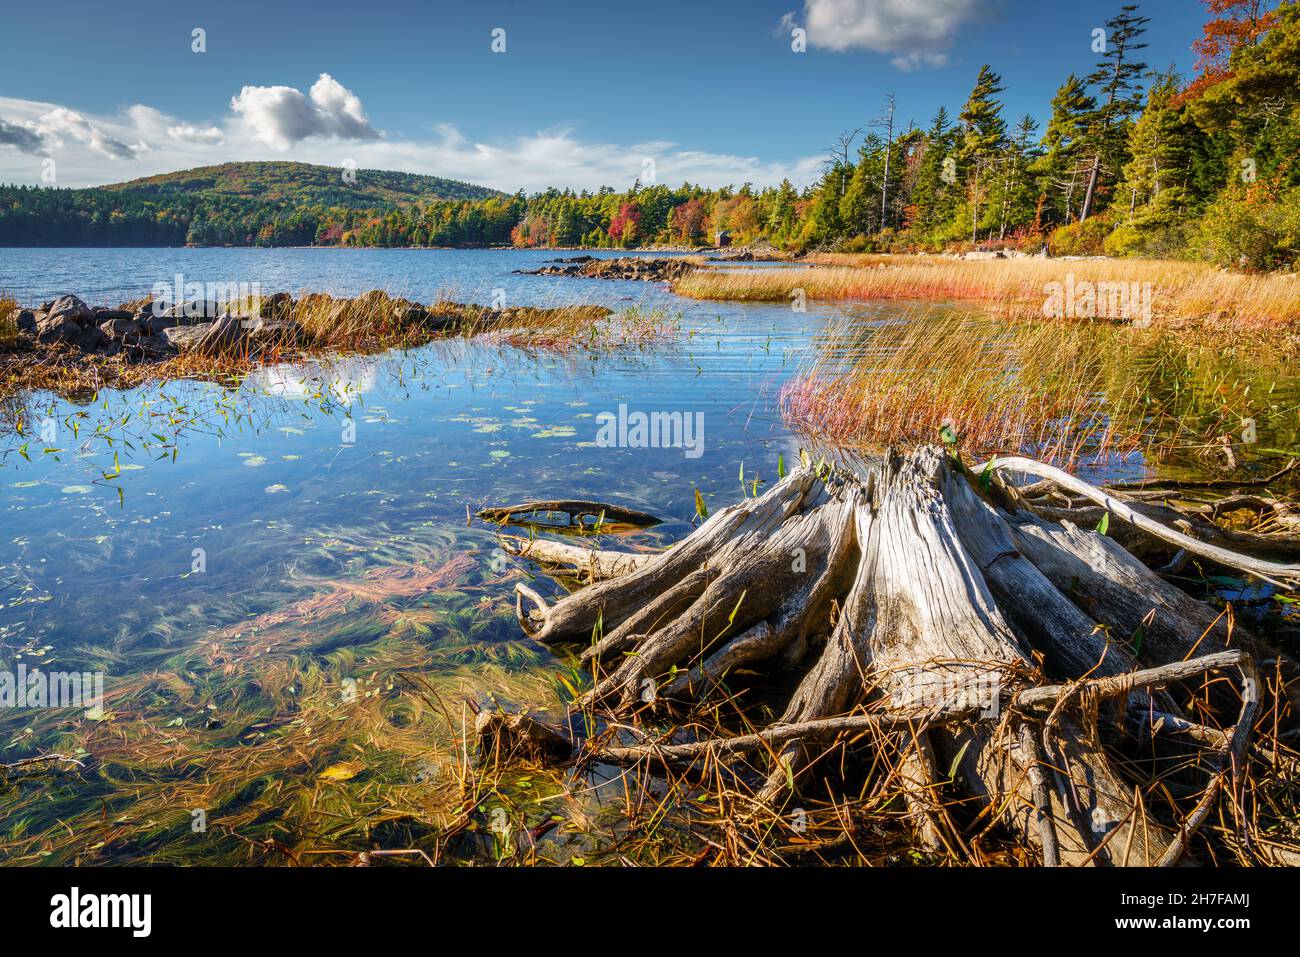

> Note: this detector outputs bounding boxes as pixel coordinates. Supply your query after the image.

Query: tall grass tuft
[780,307,1298,469]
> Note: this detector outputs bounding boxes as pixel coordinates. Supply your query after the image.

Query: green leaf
[1095,512,1110,536]
[947,740,972,781]
[978,459,994,492]
[939,424,958,446]
[777,453,786,479]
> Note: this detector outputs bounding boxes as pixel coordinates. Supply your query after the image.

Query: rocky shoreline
[515,255,706,282]
[5,291,611,363]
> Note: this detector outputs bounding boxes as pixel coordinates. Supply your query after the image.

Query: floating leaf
[318,760,365,783]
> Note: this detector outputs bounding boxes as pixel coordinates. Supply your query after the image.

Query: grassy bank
[677,254,1300,336]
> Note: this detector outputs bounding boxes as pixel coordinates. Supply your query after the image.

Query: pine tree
[1079,4,1151,220]
[1034,75,1097,226]
[957,65,1009,241]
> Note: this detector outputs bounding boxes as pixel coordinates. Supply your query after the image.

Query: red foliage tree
[608,201,641,245]
[668,197,708,243]
[1178,0,1279,103]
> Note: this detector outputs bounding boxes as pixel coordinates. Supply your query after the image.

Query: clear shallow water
[1,248,1296,864]
[0,247,862,863]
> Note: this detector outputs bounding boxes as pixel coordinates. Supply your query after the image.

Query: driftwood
[483,446,1292,866]
[477,499,661,530]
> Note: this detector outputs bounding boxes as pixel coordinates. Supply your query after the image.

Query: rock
[94,307,133,321]
[74,325,107,352]
[139,311,178,336]
[99,316,142,340]
[149,300,221,325]
[259,291,293,320]
[194,313,245,355]
[162,314,244,355]
[138,334,178,358]
[35,313,83,344]
[518,256,701,282]
[244,318,301,346]
[45,294,95,327]
[16,310,37,335]
[161,323,213,351]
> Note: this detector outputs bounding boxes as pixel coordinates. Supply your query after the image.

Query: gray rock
[16,310,37,335]
[138,334,178,357]
[99,316,142,339]
[74,325,107,352]
[94,307,133,321]
[259,292,293,320]
[35,314,82,344]
[139,312,178,336]
[161,323,214,351]
[46,294,95,327]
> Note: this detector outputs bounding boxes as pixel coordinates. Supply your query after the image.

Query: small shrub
[1048,216,1113,256]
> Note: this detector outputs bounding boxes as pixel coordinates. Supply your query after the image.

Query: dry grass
[0,291,667,400]
[0,297,18,349]
[678,254,1300,336]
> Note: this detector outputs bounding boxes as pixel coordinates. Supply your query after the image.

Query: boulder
[194,313,245,355]
[161,314,245,355]
[161,323,213,352]
[74,325,107,352]
[138,334,178,358]
[45,294,95,327]
[99,316,142,339]
[16,310,37,335]
[139,311,178,336]
[35,313,83,344]
[244,317,301,347]
[259,291,293,320]
[94,307,133,321]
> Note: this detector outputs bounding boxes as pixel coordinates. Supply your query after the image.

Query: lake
[0,247,1295,865]
[0,246,877,864]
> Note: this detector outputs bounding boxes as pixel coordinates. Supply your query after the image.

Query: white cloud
[229,73,379,149]
[0,78,822,192]
[784,0,987,66]
[0,116,42,154]
[34,107,142,159]
[167,124,224,145]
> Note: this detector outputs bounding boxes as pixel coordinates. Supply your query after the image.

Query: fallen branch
[978,455,1300,586]
[477,499,661,529]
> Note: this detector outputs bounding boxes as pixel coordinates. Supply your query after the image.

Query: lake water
[0,247,878,864]
[0,247,1295,865]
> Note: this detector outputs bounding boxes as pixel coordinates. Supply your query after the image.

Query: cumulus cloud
[168,124,224,145]
[36,107,142,159]
[0,116,44,153]
[784,0,988,68]
[230,73,379,149]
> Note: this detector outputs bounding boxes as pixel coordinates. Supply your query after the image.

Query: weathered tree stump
[488,446,1289,865]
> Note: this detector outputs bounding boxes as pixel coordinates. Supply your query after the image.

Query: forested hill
[0,161,513,247]
[103,161,500,208]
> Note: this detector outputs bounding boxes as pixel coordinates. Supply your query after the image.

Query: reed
[779,307,1298,469]
[677,254,1300,334]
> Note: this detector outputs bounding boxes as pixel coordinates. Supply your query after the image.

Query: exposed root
[481,446,1298,866]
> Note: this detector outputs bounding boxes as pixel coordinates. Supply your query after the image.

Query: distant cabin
[714,230,733,247]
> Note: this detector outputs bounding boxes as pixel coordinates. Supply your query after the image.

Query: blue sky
[0,0,1204,191]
